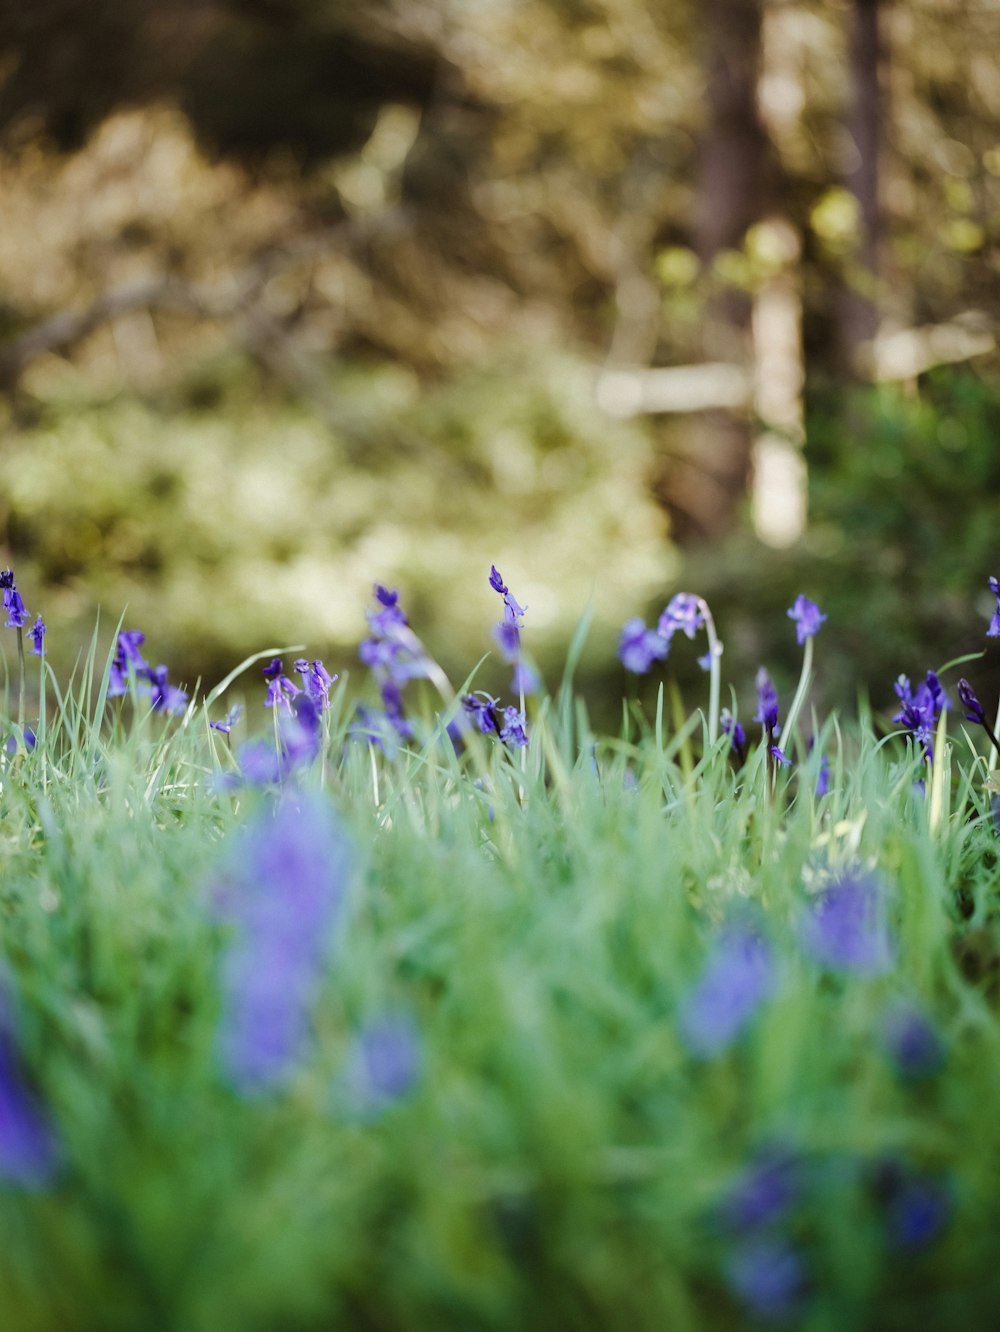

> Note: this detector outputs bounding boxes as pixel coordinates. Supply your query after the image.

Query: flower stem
[782,635,814,753]
[697,597,723,746]
[16,626,25,730]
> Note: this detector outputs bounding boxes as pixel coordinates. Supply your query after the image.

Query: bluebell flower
[755,667,780,732]
[618,618,669,674]
[489,565,537,695]
[360,585,428,688]
[769,745,792,768]
[211,792,351,1094]
[107,629,148,696]
[0,570,29,630]
[800,873,893,975]
[462,692,501,736]
[719,1148,800,1234]
[721,709,748,764]
[499,705,529,748]
[724,1237,805,1321]
[880,1000,945,1080]
[0,988,59,1189]
[4,727,36,756]
[869,1157,951,1250]
[295,658,336,712]
[678,925,774,1058]
[262,658,300,711]
[143,664,189,716]
[815,753,830,797]
[957,677,988,727]
[658,592,704,642]
[787,595,827,646]
[340,1015,422,1116]
[210,705,243,735]
[988,576,1000,637]
[28,617,45,656]
[893,671,947,758]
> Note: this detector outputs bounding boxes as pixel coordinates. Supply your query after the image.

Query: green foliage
[1,605,1000,1328]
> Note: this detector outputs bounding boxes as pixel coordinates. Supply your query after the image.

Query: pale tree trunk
[840,0,883,365]
[664,0,769,545]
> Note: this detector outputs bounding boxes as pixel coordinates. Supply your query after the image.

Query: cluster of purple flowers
[107,628,188,716]
[1,569,45,651]
[800,871,893,975]
[462,691,528,747]
[211,792,351,1094]
[677,924,775,1059]
[618,591,707,674]
[489,565,538,696]
[892,671,947,759]
[355,585,428,747]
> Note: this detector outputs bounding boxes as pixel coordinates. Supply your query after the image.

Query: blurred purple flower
[342,1015,422,1115]
[489,565,537,695]
[143,664,189,716]
[800,873,893,975]
[462,692,501,736]
[618,618,669,674]
[869,1157,951,1250]
[678,926,775,1058]
[658,592,704,642]
[107,629,148,696]
[787,595,827,646]
[755,667,780,732]
[28,617,45,656]
[815,753,830,797]
[769,745,791,768]
[988,576,1000,637]
[210,705,243,735]
[721,710,748,763]
[0,990,59,1189]
[724,1237,805,1321]
[720,1148,800,1234]
[880,1000,945,1080]
[262,658,300,711]
[212,792,351,1094]
[893,671,947,758]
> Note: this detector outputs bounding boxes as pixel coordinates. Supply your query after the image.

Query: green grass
[1,616,1000,1331]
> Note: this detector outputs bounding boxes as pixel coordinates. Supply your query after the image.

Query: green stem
[696,597,723,746]
[16,626,25,730]
[782,634,814,753]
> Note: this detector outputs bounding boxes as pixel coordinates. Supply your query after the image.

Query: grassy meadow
[1,568,999,1330]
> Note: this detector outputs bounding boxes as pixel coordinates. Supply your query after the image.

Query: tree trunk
[840,0,883,365]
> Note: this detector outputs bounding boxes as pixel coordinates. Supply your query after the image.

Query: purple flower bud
[295,658,336,712]
[107,629,148,696]
[0,571,28,629]
[800,873,893,975]
[869,1157,951,1251]
[678,926,774,1058]
[143,664,188,716]
[880,1000,945,1080]
[499,705,528,748]
[769,744,792,767]
[720,1148,800,1234]
[721,709,748,762]
[957,677,988,727]
[618,618,669,674]
[28,617,45,656]
[787,594,827,646]
[262,658,300,711]
[462,692,501,736]
[210,705,243,735]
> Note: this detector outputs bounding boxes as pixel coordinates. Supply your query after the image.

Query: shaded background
[2,0,1000,726]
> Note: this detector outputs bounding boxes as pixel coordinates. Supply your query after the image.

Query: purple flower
[721,710,748,763]
[107,629,148,696]
[488,565,536,695]
[787,595,827,646]
[869,1158,951,1250]
[720,1148,800,1234]
[678,926,774,1058]
[295,658,336,712]
[360,585,427,688]
[815,753,830,798]
[893,671,947,757]
[462,692,501,736]
[28,617,45,656]
[341,1015,422,1115]
[4,727,36,756]
[499,705,529,748]
[0,571,29,630]
[143,664,189,716]
[800,873,893,975]
[658,592,704,642]
[0,990,59,1189]
[880,1000,945,1080]
[769,744,791,768]
[988,576,1000,637]
[618,618,669,674]
[724,1237,805,1321]
[262,658,300,711]
[957,677,988,727]
[210,705,243,735]
[211,792,351,1094]
[754,667,780,732]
